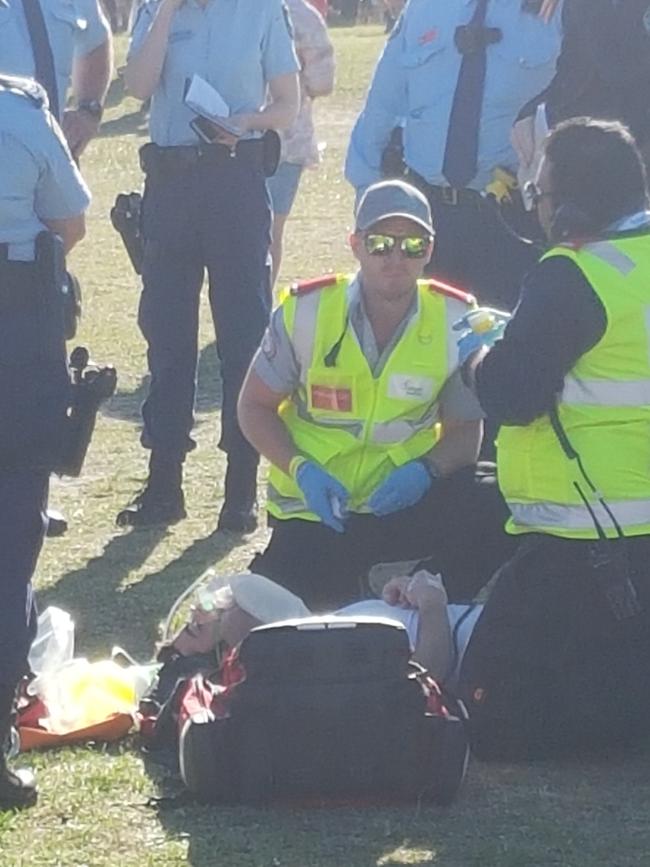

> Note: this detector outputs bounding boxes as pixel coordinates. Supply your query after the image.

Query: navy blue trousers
[0,262,68,689]
[139,151,272,465]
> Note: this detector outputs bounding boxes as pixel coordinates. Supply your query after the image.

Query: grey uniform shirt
[0,85,90,261]
[251,275,484,422]
[0,0,110,119]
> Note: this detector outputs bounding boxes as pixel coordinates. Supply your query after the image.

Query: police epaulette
[0,75,46,107]
[290,274,339,296]
[425,278,476,306]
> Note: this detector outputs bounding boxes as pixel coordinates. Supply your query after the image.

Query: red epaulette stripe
[426,277,476,306]
[290,274,338,296]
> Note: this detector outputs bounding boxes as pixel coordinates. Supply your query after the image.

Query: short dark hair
[544,118,648,231]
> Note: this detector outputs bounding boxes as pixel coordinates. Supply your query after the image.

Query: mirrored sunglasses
[364,233,432,259]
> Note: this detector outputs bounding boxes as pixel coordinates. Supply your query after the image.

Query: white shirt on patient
[336,599,482,684]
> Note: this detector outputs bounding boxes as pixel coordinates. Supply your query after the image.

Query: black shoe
[45,508,68,538]
[0,758,37,810]
[116,488,186,528]
[217,502,258,534]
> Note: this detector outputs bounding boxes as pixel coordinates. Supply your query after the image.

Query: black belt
[139,139,265,176]
[405,169,483,208]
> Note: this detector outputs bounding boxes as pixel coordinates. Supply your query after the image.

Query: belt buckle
[441,186,459,206]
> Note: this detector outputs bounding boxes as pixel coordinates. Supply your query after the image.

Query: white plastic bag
[27,607,75,692]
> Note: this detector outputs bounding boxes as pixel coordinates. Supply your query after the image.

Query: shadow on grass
[104,73,128,110]
[152,801,453,867]
[39,524,244,660]
[100,107,150,139]
[104,340,223,425]
[143,748,650,867]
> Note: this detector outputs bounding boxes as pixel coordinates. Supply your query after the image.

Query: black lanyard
[20,0,60,119]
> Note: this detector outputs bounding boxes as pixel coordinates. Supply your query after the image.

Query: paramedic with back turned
[457,118,650,760]
[238,179,515,610]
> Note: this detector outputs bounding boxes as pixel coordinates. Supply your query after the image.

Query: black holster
[111,192,144,275]
[34,231,67,359]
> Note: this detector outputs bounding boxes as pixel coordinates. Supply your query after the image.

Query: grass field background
[2,26,650,867]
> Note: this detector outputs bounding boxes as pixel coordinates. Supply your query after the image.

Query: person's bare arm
[214,72,300,147]
[124,0,181,100]
[382,574,453,680]
[238,368,298,475]
[63,39,112,158]
[423,417,482,478]
[43,215,86,254]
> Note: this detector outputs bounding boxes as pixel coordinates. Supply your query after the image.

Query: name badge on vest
[310,384,353,412]
[387,374,435,401]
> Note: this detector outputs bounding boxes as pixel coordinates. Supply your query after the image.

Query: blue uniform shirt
[345,0,563,192]
[128,0,300,146]
[0,0,110,119]
[0,82,91,261]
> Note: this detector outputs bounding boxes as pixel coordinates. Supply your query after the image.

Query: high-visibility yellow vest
[268,274,475,522]
[498,234,650,539]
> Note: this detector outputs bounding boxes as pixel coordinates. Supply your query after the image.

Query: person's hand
[62,109,100,159]
[382,571,447,609]
[210,113,253,149]
[367,461,432,517]
[453,307,511,365]
[511,115,535,169]
[294,460,349,533]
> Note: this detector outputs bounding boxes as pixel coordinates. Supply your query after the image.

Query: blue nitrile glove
[367,460,434,517]
[453,308,511,366]
[294,460,350,533]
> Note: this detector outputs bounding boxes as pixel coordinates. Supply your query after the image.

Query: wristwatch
[76,99,104,121]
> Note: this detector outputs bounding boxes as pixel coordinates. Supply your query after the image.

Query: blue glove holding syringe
[291,456,349,533]
[453,307,512,365]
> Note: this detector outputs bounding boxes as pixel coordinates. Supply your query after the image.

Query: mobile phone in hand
[190,115,241,144]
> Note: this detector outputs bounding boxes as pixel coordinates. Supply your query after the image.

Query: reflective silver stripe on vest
[583,241,636,275]
[371,403,439,444]
[562,376,650,407]
[267,483,308,515]
[510,499,650,531]
[292,290,321,385]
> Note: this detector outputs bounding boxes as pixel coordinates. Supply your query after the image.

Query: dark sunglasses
[364,233,432,259]
[523,181,553,209]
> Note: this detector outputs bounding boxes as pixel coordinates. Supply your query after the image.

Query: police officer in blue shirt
[345,0,563,311]
[117,0,299,531]
[0,0,112,158]
[514,0,650,170]
[0,74,90,809]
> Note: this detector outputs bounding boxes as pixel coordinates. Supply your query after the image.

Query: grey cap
[355,179,434,234]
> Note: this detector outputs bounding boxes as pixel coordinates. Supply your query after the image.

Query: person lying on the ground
[165,570,481,684]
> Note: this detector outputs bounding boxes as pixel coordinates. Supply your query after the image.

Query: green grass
[2,25,650,867]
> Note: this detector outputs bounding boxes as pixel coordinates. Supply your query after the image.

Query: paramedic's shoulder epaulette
[424,278,476,307]
[0,75,46,108]
[289,274,339,297]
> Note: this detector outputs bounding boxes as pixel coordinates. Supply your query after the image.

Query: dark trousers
[250,464,517,611]
[139,151,272,468]
[421,194,540,312]
[0,470,48,689]
[0,263,67,689]
[458,534,650,761]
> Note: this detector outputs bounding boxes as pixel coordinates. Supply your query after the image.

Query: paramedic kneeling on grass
[238,179,515,610]
[458,118,650,761]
